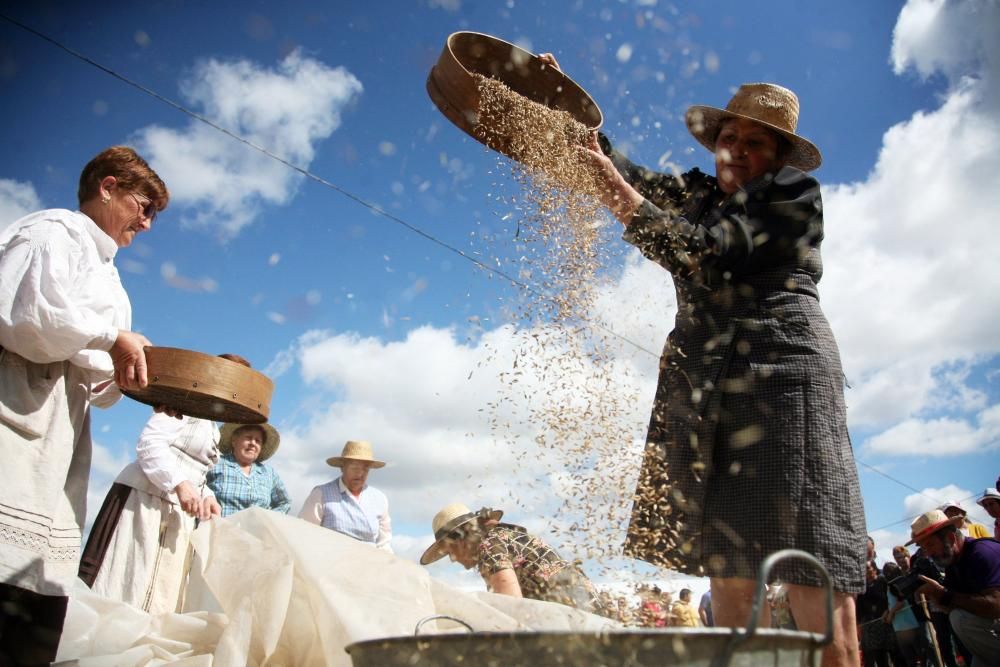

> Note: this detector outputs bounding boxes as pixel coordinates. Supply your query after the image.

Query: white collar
[79,210,120,261]
[338,477,367,495]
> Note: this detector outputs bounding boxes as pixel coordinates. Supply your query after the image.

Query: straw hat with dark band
[905,509,964,546]
[326,440,385,469]
[219,422,281,463]
[685,82,822,172]
[420,503,503,565]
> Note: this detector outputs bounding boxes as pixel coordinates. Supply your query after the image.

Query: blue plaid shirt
[206,454,291,517]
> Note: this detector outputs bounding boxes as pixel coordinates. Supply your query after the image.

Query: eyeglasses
[129,191,157,221]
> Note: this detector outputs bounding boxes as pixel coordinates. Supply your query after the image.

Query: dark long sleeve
[624,166,824,283]
[597,132,694,207]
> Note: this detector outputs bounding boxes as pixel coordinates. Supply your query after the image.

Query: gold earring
[102,195,110,204]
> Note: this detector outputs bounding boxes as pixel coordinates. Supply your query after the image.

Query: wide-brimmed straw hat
[977,488,1000,507]
[326,440,385,469]
[685,82,822,172]
[906,509,964,546]
[219,422,281,463]
[420,503,503,565]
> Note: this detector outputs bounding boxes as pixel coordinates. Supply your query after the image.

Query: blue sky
[1,0,998,594]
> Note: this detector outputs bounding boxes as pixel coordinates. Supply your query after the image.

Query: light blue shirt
[299,477,392,551]
[206,453,291,517]
[887,590,920,632]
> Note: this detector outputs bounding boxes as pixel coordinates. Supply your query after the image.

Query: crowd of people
[2,71,998,667]
[81,428,402,618]
[856,495,1000,667]
[598,581,801,630]
[601,585,711,628]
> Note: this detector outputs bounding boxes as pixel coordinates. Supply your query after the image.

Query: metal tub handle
[711,550,834,667]
[742,548,834,646]
[414,615,475,635]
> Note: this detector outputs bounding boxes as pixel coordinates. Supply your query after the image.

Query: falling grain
[471,74,654,577]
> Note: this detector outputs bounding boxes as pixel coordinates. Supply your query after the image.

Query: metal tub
[346,550,833,667]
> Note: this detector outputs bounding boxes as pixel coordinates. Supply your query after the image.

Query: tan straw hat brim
[219,422,281,463]
[419,507,503,565]
[326,440,385,468]
[905,514,964,546]
[326,456,386,469]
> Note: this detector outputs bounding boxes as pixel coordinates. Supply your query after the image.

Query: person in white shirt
[0,146,168,664]
[78,354,254,615]
[299,441,392,551]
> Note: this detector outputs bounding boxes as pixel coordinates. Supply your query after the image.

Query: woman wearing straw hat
[207,422,290,517]
[299,440,392,551]
[420,503,608,616]
[540,56,865,667]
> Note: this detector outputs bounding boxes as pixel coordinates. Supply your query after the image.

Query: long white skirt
[91,488,195,615]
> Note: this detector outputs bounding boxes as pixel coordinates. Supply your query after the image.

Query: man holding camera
[911,508,1000,666]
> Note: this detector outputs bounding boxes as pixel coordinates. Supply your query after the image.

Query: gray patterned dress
[602,136,866,592]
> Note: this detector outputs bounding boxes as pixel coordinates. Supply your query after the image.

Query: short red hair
[77,145,168,211]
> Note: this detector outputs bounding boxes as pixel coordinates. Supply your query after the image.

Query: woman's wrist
[607,186,644,225]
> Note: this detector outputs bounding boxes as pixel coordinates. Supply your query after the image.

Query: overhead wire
[0,11,981,518]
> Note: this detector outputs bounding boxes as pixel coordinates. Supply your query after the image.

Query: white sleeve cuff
[89,325,118,352]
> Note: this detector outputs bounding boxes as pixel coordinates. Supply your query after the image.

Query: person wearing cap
[80,354,256,613]
[538,55,864,667]
[420,503,608,617]
[939,500,992,539]
[298,441,392,551]
[206,422,290,517]
[911,509,1000,666]
[977,488,1000,540]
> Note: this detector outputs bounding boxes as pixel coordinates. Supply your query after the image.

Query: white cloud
[891,0,1000,98]
[864,404,1000,457]
[160,262,218,293]
[427,0,462,11]
[821,0,1000,451]
[0,178,42,230]
[134,50,362,239]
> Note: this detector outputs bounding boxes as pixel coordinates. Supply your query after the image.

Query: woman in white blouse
[79,354,254,615]
[0,146,167,663]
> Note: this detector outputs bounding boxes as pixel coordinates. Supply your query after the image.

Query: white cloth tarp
[57,508,616,666]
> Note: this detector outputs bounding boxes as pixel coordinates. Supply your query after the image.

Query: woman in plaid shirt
[207,422,291,517]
